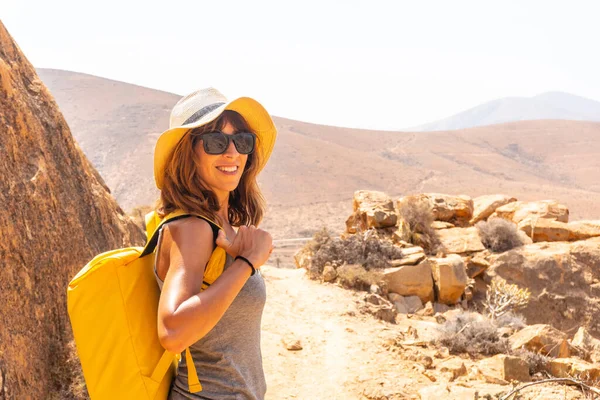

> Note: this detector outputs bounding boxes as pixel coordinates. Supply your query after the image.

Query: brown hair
[156,110,265,227]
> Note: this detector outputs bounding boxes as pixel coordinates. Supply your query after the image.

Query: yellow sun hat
[153,87,277,189]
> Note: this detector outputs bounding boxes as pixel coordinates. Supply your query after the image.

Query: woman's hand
[216,225,274,269]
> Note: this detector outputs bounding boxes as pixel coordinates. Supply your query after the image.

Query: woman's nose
[223,138,239,157]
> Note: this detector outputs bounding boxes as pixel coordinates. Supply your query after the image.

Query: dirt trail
[260,266,425,400]
[258,266,588,400]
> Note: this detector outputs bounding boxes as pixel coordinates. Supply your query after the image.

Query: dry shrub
[306,228,405,274]
[512,348,553,375]
[483,277,531,321]
[435,312,510,357]
[397,196,440,253]
[476,217,525,253]
[495,312,527,330]
[337,264,383,290]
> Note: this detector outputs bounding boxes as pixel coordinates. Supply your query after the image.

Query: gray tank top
[154,228,267,400]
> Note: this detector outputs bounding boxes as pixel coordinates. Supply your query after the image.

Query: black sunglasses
[193,131,256,155]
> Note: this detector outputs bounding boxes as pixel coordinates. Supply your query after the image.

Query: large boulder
[428,255,468,305]
[437,227,486,254]
[470,194,517,224]
[518,218,600,242]
[509,324,570,357]
[0,22,144,398]
[547,358,600,382]
[346,190,397,233]
[383,261,434,303]
[401,193,473,226]
[476,354,531,383]
[486,239,600,337]
[490,200,569,224]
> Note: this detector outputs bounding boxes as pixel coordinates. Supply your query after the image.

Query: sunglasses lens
[232,132,255,154]
[202,132,228,154]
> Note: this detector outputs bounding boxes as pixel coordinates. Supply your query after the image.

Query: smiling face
[193,121,249,198]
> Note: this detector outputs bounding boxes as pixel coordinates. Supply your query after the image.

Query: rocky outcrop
[518,218,600,242]
[470,194,517,224]
[346,190,397,233]
[487,239,600,337]
[437,227,486,254]
[491,200,569,224]
[399,193,474,226]
[0,21,144,399]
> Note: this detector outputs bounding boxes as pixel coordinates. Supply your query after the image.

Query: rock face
[491,200,569,224]
[470,194,517,224]
[509,324,570,358]
[0,22,144,399]
[487,239,600,337]
[428,255,468,305]
[346,190,397,233]
[437,227,486,254]
[383,262,434,303]
[421,193,474,226]
[518,218,600,242]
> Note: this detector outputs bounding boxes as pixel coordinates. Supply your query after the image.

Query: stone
[518,218,600,242]
[436,227,486,254]
[433,303,451,314]
[438,358,467,381]
[416,301,435,317]
[389,252,426,267]
[547,357,600,382]
[404,295,424,313]
[470,194,518,224]
[359,302,397,323]
[346,190,397,233]
[464,253,491,278]
[282,335,303,351]
[487,239,600,338]
[509,324,570,358]
[426,193,474,225]
[428,255,468,305]
[0,22,145,399]
[491,200,569,224]
[383,261,434,303]
[294,246,312,270]
[322,265,337,282]
[477,354,531,383]
[431,221,455,229]
[571,327,600,363]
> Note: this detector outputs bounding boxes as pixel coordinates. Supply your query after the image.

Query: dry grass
[397,196,440,253]
[336,264,383,290]
[476,217,526,253]
[434,312,510,357]
[300,227,404,289]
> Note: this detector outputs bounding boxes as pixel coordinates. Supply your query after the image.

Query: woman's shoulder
[162,217,215,249]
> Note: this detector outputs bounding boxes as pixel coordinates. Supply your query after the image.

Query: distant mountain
[410,92,600,131]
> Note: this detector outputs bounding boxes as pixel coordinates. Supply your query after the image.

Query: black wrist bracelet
[235,255,256,276]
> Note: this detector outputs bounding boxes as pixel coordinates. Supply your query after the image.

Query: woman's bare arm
[156,218,253,353]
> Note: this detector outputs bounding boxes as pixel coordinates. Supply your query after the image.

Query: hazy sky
[3,0,600,130]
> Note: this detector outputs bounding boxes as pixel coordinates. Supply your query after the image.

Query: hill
[37,69,600,240]
[410,92,600,131]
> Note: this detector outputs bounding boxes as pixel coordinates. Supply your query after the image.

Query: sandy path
[259,266,424,400]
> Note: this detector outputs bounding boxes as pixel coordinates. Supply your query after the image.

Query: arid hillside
[38,69,600,241]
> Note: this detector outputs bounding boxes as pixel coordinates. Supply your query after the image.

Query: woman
[152,87,277,399]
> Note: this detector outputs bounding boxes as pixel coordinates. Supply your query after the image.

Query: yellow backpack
[67,210,226,399]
